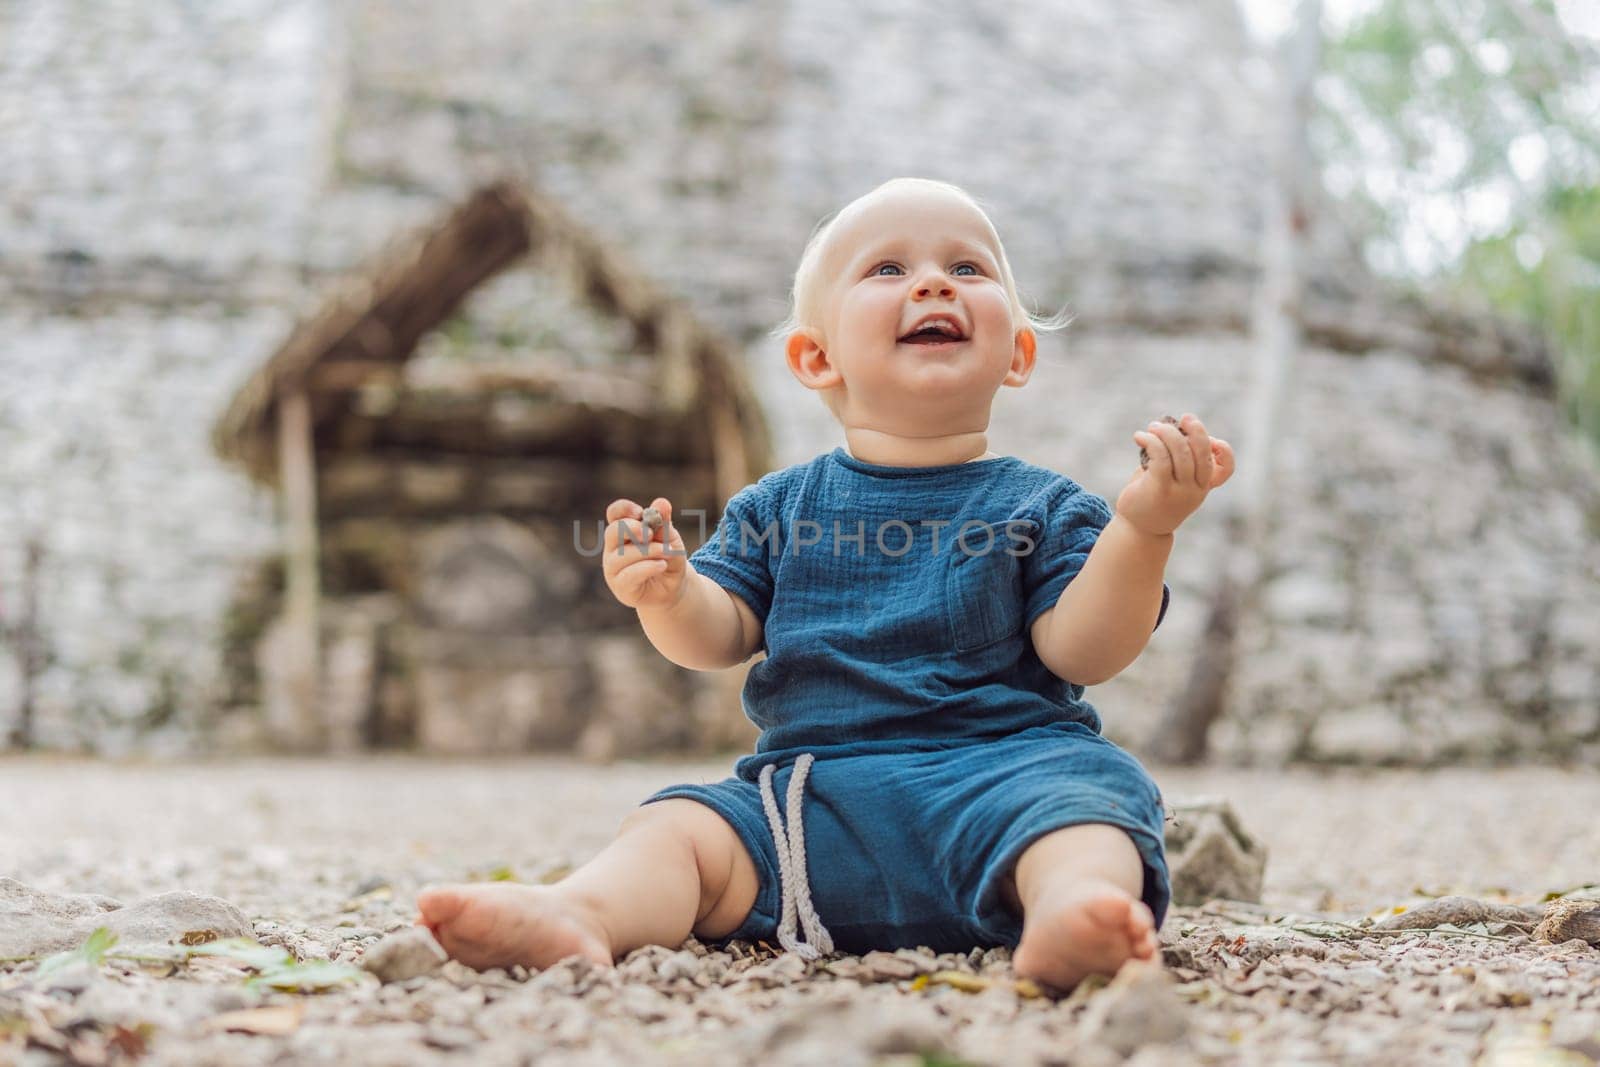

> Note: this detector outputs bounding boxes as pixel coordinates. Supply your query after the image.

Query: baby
[414,177,1235,991]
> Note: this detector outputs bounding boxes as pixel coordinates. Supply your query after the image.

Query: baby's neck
[842,428,995,468]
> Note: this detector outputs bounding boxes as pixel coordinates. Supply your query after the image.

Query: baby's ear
[1004,327,1037,387]
[786,329,841,390]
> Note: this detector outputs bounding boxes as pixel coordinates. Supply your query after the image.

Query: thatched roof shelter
[213,179,773,504]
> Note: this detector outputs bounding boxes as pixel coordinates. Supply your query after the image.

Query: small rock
[618,984,671,1022]
[361,927,448,983]
[891,948,941,973]
[39,959,97,995]
[1473,971,1532,1007]
[657,950,700,981]
[618,943,674,980]
[1076,960,1190,1057]
[859,951,921,981]
[529,965,577,994]
[863,1004,953,1058]
[423,1024,481,1050]
[1550,1011,1600,1060]
[204,987,256,1015]
[352,876,391,896]
[1139,415,1183,469]
[1164,800,1266,905]
[753,997,951,1063]
[1441,1013,1492,1034]
[741,953,808,987]
[1533,897,1600,945]
[823,958,865,980]
[1341,965,1388,991]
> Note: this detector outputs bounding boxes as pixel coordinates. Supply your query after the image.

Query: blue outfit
[643,446,1171,955]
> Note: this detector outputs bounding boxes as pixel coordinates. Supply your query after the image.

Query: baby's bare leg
[414,799,759,970]
[1002,823,1159,991]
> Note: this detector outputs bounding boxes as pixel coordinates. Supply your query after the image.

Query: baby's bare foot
[413,883,613,972]
[1011,877,1159,992]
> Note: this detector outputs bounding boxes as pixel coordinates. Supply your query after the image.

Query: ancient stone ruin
[4,0,1599,763]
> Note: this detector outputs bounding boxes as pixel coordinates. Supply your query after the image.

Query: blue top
[689,446,1170,779]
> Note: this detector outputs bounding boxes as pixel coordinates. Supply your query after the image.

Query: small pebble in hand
[641,507,664,536]
[1138,415,1185,470]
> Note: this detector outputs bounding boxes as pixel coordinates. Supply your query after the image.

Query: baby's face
[795,186,1033,436]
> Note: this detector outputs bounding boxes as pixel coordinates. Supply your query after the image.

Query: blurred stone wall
[2,0,1597,761]
[0,0,345,750]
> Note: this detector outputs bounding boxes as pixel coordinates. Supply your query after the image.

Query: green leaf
[469,864,518,883]
[37,926,118,975]
[244,960,367,993]
[184,938,295,970]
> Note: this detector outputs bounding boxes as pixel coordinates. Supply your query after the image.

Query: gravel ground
[1,756,1597,1066]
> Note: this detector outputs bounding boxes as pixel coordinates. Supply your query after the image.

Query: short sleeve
[1020,485,1170,634]
[688,480,778,629]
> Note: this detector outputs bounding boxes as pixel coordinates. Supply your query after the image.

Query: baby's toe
[415,885,468,927]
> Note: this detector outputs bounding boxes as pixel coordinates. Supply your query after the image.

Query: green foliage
[1452,185,1600,435]
[15,930,365,995]
[184,937,297,970]
[36,926,118,974]
[1317,0,1600,445]
[185,938,367,993]
[244,958,369,993]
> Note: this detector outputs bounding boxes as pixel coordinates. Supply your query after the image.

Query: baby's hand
[1115,413,1236,537]
[602,497,690,610]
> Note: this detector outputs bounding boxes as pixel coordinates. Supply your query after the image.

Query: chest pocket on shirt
[945,523,1026,653]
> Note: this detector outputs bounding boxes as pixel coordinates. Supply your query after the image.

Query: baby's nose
[915,279,954,298]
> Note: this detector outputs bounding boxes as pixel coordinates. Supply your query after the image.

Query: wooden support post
[277,386,324,749]
[1149,0,1322,765]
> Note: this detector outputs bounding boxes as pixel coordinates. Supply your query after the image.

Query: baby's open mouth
[897,321,968,346]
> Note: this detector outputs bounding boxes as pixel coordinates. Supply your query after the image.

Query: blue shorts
[642,721,1170,955]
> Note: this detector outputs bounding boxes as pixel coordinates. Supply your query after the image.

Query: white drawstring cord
[757,753,834,959]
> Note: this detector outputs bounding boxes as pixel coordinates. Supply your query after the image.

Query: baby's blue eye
[872,262,981,277]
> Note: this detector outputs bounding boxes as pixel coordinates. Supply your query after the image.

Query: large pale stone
[0,878,252,958]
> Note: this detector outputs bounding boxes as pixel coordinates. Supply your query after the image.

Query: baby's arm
[637,569,764,671]
[1032,413,1233,686]
[1030,516,1171,686]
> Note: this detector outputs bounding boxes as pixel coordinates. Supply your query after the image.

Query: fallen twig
[1196,912,1519,944]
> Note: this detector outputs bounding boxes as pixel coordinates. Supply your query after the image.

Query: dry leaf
[202,1004,305,1036]
[538,865,574,885]
[340,886,394,911]
[106,1024,153,1058]
[925,970,991,993]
